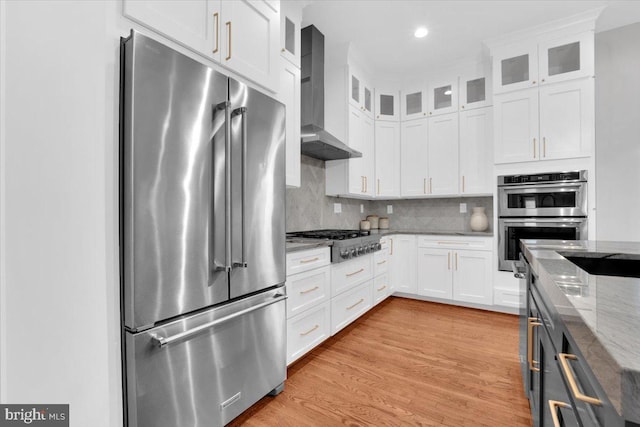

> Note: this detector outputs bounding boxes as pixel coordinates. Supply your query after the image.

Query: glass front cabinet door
[428,78,458,116]
[460,71,492,111]
[401,88,427,121]
[375,89,400,122]
[538,32,594,85]
[492,43,538,94]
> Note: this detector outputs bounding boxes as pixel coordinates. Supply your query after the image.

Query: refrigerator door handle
[148,294,287,348]
[232,106,248,268]
[212,101,232,273]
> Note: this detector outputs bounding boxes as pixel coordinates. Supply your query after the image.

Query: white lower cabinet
[286,265,330,318]
[331,255,373,297]
[331,280,372,334]
[372,273,390,305]
[287,301,331,365]
[390,234,494,308]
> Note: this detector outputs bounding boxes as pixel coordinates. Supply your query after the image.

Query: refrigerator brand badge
[0,405,68,426]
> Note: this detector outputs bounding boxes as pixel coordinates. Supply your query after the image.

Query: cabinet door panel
[428,79,458,116]
[375,89,400,121]
[401,88,427,121]
[492,43,538,94]
[417,248,452,299]
[347,106,365,194]
[428,113,459,195]
[539,79,593,160]
[123,0,213,57]
[279,0,301,68]
[281,60,300,187]
[221,0,279,90]
[400,119,428,196]
[494,88,539,164]
[389,235,417,293]
[375,121,400,197]
[362,115,375,195]
[453,250,492,305]
[539,32,594,85]
[459,107,492,194]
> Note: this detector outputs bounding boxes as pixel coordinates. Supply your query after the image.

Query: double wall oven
[498,171,588,271]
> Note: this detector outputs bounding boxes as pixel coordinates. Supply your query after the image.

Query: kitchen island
[521,239,640,426]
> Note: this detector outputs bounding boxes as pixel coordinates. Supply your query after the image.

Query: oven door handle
[499,182,584,192]
[501,218,586,225]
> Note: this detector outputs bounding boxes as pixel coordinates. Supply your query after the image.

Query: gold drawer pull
[528,317,542,372]
[377,285,387,292]
[299,257,320,264]
[225,21,232,61]
[300,324,319,336]
[437,241,469,245]
[346,268,364,277]
[299,286,319,295]
[212,12,219,54]
[549,400,571,427]
[376,260,387,265]
[558,353,603,406]
[347,298,364,310]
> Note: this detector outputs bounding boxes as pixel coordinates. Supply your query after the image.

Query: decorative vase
[469,207,489,232]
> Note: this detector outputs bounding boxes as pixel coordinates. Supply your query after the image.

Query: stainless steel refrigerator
[119,30,286,427]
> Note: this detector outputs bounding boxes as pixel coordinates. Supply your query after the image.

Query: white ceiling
[301,0,640,78]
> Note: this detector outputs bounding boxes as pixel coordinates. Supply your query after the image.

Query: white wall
[595,22,640,241]
[0,1,121,426]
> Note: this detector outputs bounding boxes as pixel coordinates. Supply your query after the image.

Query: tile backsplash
[286,155,493,232]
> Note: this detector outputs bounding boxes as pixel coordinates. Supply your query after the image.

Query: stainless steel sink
[558,251,640,278]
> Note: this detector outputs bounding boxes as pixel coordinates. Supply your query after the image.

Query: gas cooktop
[286,229,381,263]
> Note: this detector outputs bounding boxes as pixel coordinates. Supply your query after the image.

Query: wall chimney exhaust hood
[300,25,362,161]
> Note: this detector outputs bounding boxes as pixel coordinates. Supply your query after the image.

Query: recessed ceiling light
[414,27,429,38]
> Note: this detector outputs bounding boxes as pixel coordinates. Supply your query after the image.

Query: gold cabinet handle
[447,252,451,270]
[528,317,542,371]
[437,241,469,245]
[346,268,364,277]
[377,178,380,195]
[429,177,433,194]
[543,137,547,157]
[533,138,537,159]
[558,353,603,406]
[548,400,571,427]
[455,252,458,270]
[361,176,365,193]
[377,259,387,265]
[377,285,387,292]
[423,178,427,194]
[299,257,319,264]
[300,324,319,336]
[462,175,465,193]
[390,238,393,255]
[299,286,319,295]
[364,176,368,193]
[347,298,364,310]
[225,21,232,60]
[212,12,219,54]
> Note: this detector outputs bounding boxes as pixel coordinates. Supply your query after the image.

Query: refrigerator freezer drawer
[124,289,286,427]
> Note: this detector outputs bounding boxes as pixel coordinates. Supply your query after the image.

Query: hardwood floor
[229,297,533,426]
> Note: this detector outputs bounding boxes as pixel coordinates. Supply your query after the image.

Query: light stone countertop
[521,239,640,424]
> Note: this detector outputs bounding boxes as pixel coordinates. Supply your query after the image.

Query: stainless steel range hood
[301,25,361,161]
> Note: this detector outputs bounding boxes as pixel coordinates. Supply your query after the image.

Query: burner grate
[286,229,370,240]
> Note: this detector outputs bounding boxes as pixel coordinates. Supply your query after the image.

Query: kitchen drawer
[331,255,373,297]
[286,265,330,319]
[331,280,372,335]
[287,301,331,365]
[373,250,389,276]
[372,273,390,305]
[286,247,330,276]
[417,235,492,251]
[380,236,390,253]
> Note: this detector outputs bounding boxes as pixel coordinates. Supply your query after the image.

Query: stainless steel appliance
[498,171,587,271]
[120,30,286,427]
[286,229,382,263]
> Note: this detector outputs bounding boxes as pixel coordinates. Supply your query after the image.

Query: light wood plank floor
[229,297,532,426]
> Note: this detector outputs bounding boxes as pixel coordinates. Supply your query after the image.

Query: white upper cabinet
[279,0,301,68]
[374,121,401,197]
[375,89,400,122]
[400,118,429,197]
[538,32,594,85]
[493,31,594,94]
[281,59,301,187]
[348,66,374,118]
[427,113,459,195]
[538,78,593,160]
[492,42,538,94]
[123,0,280,91]
[494,88,539,164]
[427,78,458,116]
[459,107,492,194]
[400,88,427,121]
